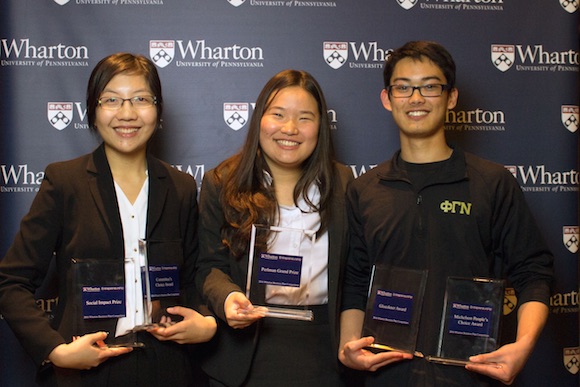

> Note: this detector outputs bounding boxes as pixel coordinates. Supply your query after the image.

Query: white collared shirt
[113,175,149,337]
[264,175,329,305]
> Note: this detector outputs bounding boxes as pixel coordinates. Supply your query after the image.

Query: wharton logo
[0,38,89,67]
[150,40,174,68]
[564,347,580,375]
[149,39,264,68]
[551,289,578,315]
[224,103,249,131]
[445,107,506,132]
[226,0,336,7]
[171,164,205,178]
[47,102,88,130]
[563,226,579,253]
[562,105,579,133]
[323,42,348,69]
[0,164,44,193]
[491,44,515,72]
[171,164,205,189]
[323,41,390,70]
[505,164,579,193]
[560,0,578,13]
[48,103,73,130]
[397,0,418,10]
[53,0,70,4]
[399,0,504,11]
[491,44,579,72]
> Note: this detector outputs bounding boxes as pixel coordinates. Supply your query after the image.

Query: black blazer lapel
[146,155,169,238]
[86,144,124,253]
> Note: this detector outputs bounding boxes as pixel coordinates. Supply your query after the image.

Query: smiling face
[381,56,458,141]
[94,73,158,161]
[259,86,320,175]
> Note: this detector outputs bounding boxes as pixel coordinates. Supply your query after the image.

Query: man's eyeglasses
[98,96,157,110]
[388,84,450,98]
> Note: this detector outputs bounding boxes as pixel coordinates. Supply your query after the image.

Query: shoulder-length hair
[86,52,163,132]
[215,69,336,258]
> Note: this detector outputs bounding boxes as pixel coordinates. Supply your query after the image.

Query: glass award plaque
[245,224,316,321]
[426,277,504,366]
[362,265,428,355]
[131,239,183,332]
[70,240,182,348]
[70,258,144,348]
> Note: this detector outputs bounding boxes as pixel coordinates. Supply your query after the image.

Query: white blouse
[113,175,149,337]
[264,174,329,306]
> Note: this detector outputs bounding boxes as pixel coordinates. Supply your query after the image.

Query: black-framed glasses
[388,84,450,98]
[98,96,157,110]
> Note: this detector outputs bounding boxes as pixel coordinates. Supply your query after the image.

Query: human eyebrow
[266,105,285,112]
[100,87,152,95]
[391,75,444,84]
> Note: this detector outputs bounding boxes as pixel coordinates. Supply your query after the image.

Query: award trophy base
[365,343,425,357]
[241,305,314,321]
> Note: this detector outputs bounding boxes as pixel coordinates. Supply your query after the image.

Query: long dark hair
[215,69,336,258]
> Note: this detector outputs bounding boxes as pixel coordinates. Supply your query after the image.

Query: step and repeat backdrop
[1,0,578,385]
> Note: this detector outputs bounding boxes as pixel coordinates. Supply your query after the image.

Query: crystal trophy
[71,258,144,347]
[426,277,504,366]
[71,239,183,347]
[362,265,428,355]
[245,224,316,321]
[131,239,183,332]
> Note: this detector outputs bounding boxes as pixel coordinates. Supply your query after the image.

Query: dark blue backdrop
[1,0,578,385]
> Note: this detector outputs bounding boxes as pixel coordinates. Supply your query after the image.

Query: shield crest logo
[53,0,70,4]
[503,287,517,316]
[560,0,578,14]
[150,40,175,68]
[224,103,249,131]
[323,42,348,70]
[47,102,73,131]
[491,45,515,72]
[561,105,579,133]
[228,0,246,6]
[397,0,418,10]
[563,226,579,253]
[564,347,580,375]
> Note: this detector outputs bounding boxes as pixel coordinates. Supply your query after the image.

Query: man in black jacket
[339,40,553,386]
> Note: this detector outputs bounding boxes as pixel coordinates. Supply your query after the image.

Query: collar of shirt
[262,170,321,213]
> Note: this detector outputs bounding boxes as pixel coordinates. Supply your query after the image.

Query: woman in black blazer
[0,53,216,386]
[195,69,356,387]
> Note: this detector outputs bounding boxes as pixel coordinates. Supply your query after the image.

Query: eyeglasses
[98,96,157,110]
[388,84,450,98]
